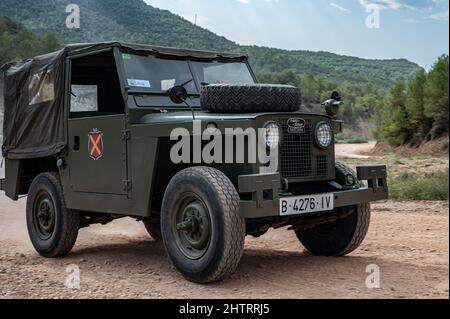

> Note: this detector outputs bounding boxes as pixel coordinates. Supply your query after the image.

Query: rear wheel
[143,219,162,241]
[161,167,245,283]
[26,172,79,258]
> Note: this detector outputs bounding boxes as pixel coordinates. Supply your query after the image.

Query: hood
[138,111,330,125]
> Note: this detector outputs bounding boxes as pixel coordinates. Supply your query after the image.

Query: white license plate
[280,193,334,216]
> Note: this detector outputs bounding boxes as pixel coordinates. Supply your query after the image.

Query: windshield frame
[119,51,257,97]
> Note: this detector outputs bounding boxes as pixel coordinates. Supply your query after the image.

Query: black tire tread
[331,163,370,256]
[335,162,364,187]
[189,167,245,282]
[143,220,162,241]
[338,203,371,256]
[162,167,245,283]
[200,84,301,113]
[27,172,79,258]
[294,163,371,257]
[295,203,371,257]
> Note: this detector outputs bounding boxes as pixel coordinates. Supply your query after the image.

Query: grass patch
[389,169,449,200]
[335,135,369,144]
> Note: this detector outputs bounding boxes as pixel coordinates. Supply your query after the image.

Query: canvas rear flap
[1,49,66,159]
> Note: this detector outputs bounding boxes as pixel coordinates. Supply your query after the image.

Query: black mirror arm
[322,99,342,107]
[167,85,196,120]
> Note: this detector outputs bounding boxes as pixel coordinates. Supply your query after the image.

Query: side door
[65,50,129,196]
[67,115,127,195]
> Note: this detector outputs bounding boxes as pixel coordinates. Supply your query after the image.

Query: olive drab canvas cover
[1,42,247,160]
[1,49,66,159]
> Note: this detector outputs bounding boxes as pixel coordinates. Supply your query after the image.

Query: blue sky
[143,0,449,68]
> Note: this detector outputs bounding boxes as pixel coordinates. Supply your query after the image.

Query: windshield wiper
[179,78,194,88]
[165,78,195,94]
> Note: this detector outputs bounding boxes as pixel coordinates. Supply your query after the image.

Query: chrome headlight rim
[262,121,281,150]
[315,121,333,149]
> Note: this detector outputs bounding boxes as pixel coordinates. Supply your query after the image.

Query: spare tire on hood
[200,84,301,113]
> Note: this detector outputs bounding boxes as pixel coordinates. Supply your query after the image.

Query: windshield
[190,61,255,86]
[122,53,255,95]
[122,54,197,92]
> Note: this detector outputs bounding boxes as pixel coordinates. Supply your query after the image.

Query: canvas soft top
[1,42,248,73]
[66,42,248,60]
[1,42,248,160]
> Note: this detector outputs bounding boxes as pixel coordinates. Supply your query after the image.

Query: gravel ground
[0,194,448,299]
[0,143,448,299]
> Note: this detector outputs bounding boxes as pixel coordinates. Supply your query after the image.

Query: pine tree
[405,69,431,143]
[424,54,449,138]
[381,82,411,146]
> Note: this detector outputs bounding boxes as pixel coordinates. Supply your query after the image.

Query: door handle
[74,136,80,151]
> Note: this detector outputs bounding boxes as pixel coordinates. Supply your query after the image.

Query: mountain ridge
[0,0,422,87]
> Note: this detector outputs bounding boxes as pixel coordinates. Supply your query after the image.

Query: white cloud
[236,0,280,4]
[330,2,349,12]
[359,1,448,22]
[428,9,449,21]
[359,0,437,10]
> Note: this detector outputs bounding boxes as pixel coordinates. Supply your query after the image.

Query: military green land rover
[0,42,388,283]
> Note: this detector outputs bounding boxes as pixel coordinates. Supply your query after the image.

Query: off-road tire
[161,167,245,283]
[26,172,80,258]
[335,162,364,187]
[143,219,162,241]
[294,163,370,256]
[200,84,301,113]
[294,203,371,256]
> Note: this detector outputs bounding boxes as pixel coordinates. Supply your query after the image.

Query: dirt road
[0,193,448,299]
[335,142,376,159]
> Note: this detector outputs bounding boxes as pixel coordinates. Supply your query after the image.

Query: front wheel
[26,172,80,258]
[161,167,245,283]
[294,203,371,256]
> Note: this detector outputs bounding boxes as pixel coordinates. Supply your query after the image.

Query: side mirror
[331,90,341,102]
[322,90,342,117]
[168,86,188,104]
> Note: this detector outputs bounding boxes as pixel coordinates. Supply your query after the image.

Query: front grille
[279,119,330,179]
[280,120,313,178]
[316,156,328,176]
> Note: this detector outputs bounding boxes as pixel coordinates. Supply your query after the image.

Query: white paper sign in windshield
[161,79,176,91]
[127,79,151,88]
[70,85,98,112]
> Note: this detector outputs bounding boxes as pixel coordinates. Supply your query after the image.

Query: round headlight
[263,121,280,150]
[315,122,333,149]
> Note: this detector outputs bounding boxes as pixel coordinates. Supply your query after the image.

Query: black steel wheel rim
[33,191,56,240]
[172,192,212,260]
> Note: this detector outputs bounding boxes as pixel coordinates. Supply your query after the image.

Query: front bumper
[238,165,388,219]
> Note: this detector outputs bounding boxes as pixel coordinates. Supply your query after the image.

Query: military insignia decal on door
[88,128,103,161]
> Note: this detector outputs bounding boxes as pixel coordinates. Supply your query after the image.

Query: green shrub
[389,169,449,200]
